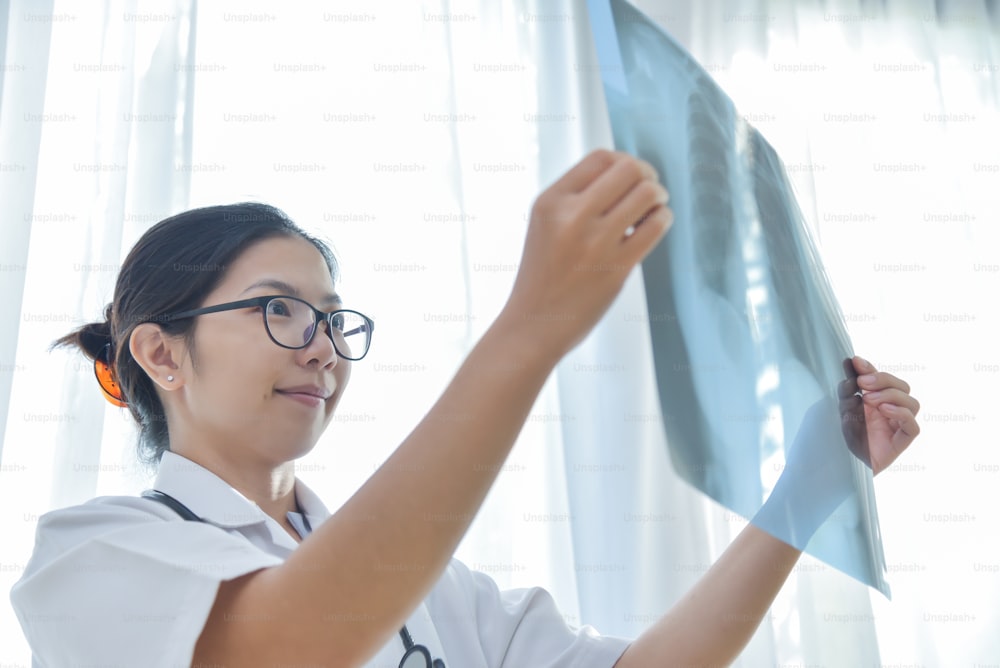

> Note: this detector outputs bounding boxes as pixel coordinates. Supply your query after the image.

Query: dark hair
[53,203,338,471]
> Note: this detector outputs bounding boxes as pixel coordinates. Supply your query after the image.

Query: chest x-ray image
[587,0,888,595]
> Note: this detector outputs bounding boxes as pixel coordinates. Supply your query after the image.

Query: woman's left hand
[851,355,921,475]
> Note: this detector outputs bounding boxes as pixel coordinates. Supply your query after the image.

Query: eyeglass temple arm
[342,326,366,337]
[337,318,373,338]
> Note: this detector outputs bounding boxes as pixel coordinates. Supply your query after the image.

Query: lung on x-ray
[587,0,889,595]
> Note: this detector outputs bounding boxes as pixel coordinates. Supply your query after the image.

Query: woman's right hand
[500,149,673,359]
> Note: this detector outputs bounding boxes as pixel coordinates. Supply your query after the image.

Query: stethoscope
[398,625,446,668]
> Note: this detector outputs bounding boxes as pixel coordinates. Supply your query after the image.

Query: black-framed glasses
[159,295,374,361]
[399,626,445,668]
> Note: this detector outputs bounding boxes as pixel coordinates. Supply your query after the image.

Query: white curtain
[2,0,200,660]
[1,0,997,666]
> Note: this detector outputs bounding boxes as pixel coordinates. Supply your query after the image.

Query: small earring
[166,375,175,382]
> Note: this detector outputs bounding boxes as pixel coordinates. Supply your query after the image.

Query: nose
[299,318,339,368]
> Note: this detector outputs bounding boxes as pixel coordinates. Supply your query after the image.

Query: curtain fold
[0,0,198,660]
[0,0,55,467]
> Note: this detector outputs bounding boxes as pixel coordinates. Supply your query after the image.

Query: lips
[275,384,334,401]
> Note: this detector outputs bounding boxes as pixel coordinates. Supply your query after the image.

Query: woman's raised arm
[192,149,673,667]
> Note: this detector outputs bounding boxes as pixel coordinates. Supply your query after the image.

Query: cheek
[192,327,277,414]
[323,365,351,414]
[195,367,265,420]
[336,362,352,394]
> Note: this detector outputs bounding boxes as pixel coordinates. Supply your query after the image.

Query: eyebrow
[241,279,343,306]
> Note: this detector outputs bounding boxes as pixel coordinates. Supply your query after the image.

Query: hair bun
[57,303,114,362]
[77,321,113,361]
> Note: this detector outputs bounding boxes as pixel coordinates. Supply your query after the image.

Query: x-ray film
[586,0,889,595]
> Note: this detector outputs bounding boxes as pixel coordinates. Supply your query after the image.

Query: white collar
[152,450,330,531]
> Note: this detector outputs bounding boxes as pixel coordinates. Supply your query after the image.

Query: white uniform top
[10,450,632,667]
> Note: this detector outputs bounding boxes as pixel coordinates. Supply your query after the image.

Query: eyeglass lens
[264,297,370,358]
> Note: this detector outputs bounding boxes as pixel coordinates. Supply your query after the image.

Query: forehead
[218,235,336,296]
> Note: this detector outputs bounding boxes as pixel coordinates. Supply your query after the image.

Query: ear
[129,323,186,391]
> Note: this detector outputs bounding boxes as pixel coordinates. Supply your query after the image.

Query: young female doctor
[10,150,921,667]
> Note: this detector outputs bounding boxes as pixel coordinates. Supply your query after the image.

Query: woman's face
[170,235,351,465]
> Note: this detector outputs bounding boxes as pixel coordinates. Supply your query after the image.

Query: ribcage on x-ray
[687,76,736,300]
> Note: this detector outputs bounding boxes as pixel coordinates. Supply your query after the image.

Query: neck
[170,445,299,523]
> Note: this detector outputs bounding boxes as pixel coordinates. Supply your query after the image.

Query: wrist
[753,467,853,550]
[490,302,575,370]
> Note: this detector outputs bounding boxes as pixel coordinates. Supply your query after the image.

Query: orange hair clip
[94,343,127,407]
